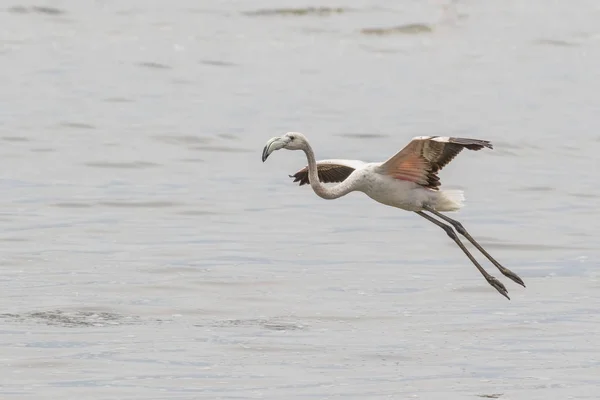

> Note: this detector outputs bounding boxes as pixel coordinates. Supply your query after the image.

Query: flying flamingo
[261,132,525,300]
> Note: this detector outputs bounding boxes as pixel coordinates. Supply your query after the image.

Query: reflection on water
[1,0,600,399]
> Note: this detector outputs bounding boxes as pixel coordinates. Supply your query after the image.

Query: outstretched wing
[378,136,492,190]
[289,159,366,186]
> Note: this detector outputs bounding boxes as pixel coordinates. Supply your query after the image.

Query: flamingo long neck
[303,142,355,200]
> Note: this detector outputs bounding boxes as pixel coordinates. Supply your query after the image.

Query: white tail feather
[436,190,465,212]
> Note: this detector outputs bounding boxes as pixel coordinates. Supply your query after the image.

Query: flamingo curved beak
[262,136,284,162]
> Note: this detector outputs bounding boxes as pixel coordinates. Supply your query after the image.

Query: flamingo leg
[423,206,525,288]
[415,211,510,300]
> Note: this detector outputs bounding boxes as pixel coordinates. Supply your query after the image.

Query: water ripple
[84,161,160,169]
[203,318,307,331]
[192,145,252,153]
[243,7,347,17]
[0,310,139,328]
[201,59,237,67]
[534,38,578,47]
[59,122,96,130]
[2,136,28,142]
[8,6,65,15]
[361,24,433,35]
[98,201,183,208]
[137,62,171,70]
[153,135,212,145]
[336,133,389,139]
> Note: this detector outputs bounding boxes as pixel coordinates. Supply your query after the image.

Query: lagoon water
[1,1,600,399]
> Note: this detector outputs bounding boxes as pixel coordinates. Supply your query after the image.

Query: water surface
[1,1,600,399]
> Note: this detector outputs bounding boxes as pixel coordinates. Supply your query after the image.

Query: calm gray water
[1,1,600,399]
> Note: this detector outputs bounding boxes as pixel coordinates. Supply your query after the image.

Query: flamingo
[261,132,525,300]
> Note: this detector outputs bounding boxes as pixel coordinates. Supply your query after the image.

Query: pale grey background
[1,1,599,399]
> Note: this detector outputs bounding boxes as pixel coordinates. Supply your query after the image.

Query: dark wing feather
[289,161,360,186]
